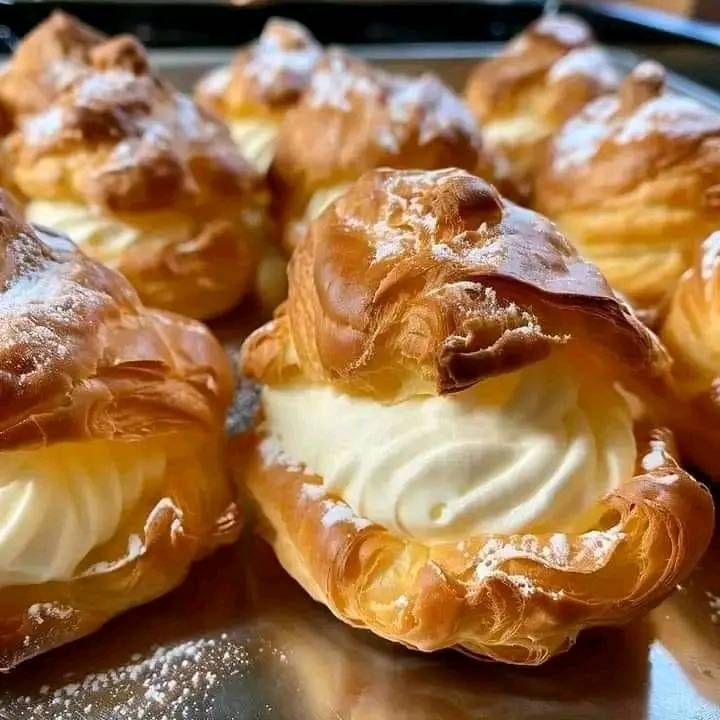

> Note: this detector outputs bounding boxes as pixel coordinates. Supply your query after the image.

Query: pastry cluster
[0,11,717,671]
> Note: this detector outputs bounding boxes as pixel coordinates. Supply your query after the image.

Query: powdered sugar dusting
[5,633,257,718]
[471,526,624,598]
[700,231,720,282]
[320,499,372,531]
[615,94,720,145]
[198,65,232,98]
[258,435,308,473]
[551,95,619,172]
[27,603,75,624]
[245,26,321,98]
[23,107,65,146]
[307,53,380,112]
[386,73,480,147]
[533,14,591,47]
[641,438,671,472]
[549,46,619,89]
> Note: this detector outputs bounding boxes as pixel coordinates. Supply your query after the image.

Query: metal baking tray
[1,44,720,720]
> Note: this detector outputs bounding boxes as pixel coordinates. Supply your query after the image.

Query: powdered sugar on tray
[6,633,256,719]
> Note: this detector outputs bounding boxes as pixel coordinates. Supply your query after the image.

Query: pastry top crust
[271,51,490,210]
[0,11,105,131]
[242,168,666,399]
[465,14,618,127]
[195,18,322,117]
[536,61,720,212]
[7,34,264,213]
[0,193,232,450]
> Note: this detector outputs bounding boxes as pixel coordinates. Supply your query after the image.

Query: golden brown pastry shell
[0,11,105,133]
[0,195,242,668]
[464,14,618,199]
[269,52,504,251]
[660,232,720,480]
[534,62,720,312]
[5,34,270,320]
[238,427,712,664]
[194,18,322,121]
[236,168,714,663]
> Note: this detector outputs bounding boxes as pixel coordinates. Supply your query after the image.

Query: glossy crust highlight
[238,168,714,664]
[0,195,241,669]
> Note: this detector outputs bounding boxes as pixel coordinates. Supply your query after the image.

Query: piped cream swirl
[0,438,166,587]
[262,358,635,541]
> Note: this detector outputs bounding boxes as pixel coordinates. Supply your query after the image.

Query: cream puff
[0,192,241,669]
[237,168,714,665]
[535,61,720,314]
[195,18,322,174]
[0,11,105,134]
[270,50,502,252]
[465,13,619,199]
[5,34,271,320]
[660,230,720,479]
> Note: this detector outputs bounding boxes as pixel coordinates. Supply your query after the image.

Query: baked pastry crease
[6,33,269,319]
[465,13,619,199]
[270,51,506,251]
[238,168,714,664]
[0,194,241,669]
[535,61,720,313]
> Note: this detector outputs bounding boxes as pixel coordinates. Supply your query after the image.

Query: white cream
[229,117,280,174]
[262,359,635,541]
[304,182,353,221]
[0,438,167,587]
[483,115,550,147]
[25,200,191,270]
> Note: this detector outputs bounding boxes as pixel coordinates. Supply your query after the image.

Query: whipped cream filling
[483,115,551,148]
[228,117,280,174]
[25,200,191,269]
[0,438,167,587]
[262,358,635,541]
[304,182,353,221]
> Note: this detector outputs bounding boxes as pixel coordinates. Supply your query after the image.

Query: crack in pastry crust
[236,168,714,663]
[0,195,241,669]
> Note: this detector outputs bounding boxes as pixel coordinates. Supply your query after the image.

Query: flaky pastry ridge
[0,195,241,669]
[238,169,713,664]
[661,230,720,479]
[270,51,504,250]
[465,14,619,199]
[6,33,269,319]
[535,61,720,313]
